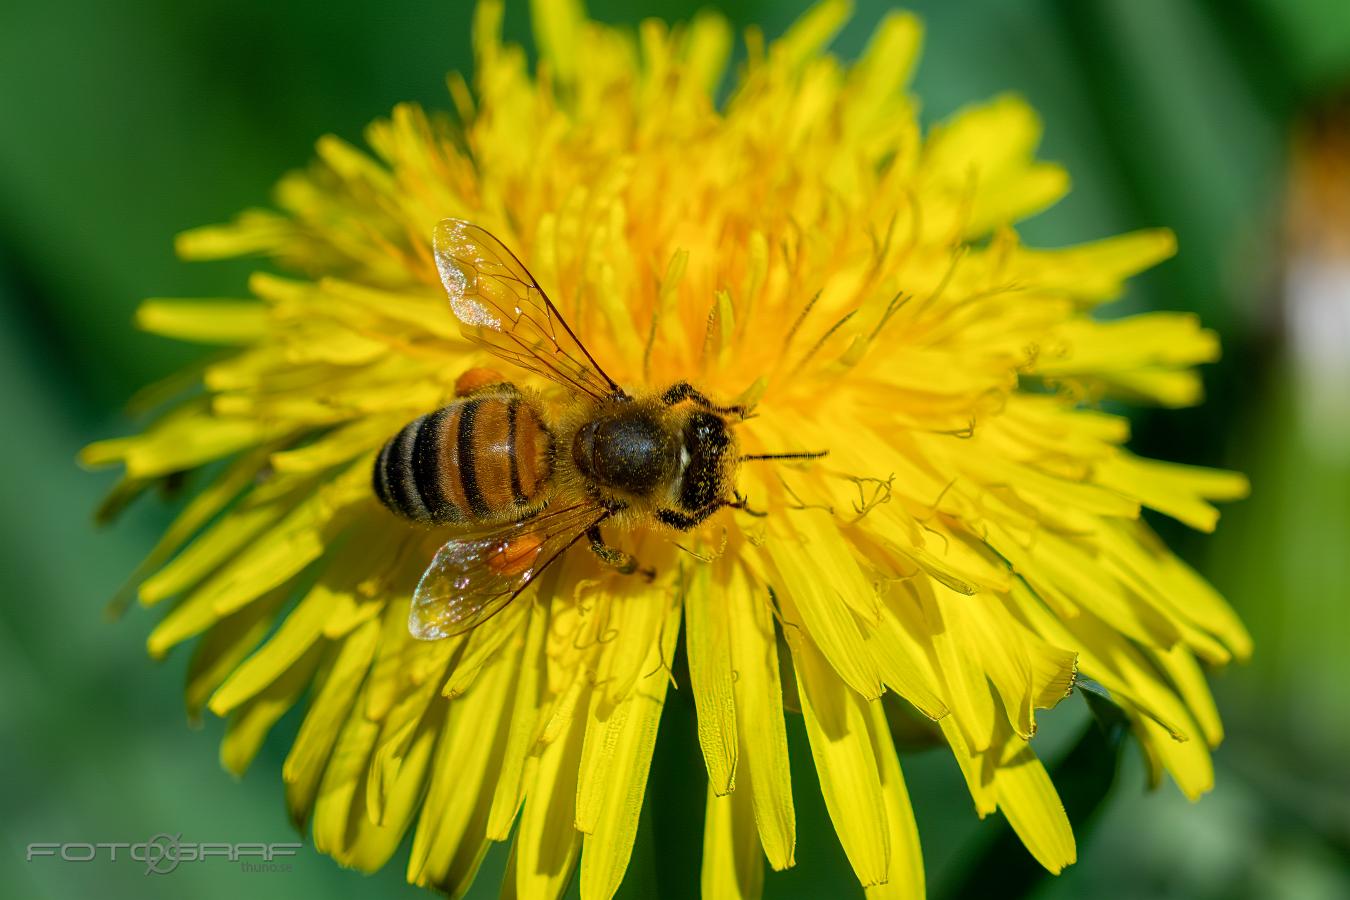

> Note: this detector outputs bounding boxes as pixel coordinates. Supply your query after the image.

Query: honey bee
[374,219,824,640]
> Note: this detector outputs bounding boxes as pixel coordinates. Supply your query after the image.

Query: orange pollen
[455,367,507,396]
[488,533,545,577]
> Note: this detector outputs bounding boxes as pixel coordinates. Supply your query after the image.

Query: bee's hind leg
[587,525,656,582]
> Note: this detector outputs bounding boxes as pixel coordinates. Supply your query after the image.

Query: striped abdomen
[373,394,552,525]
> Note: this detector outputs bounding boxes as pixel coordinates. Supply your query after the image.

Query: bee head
[674,411,737,514]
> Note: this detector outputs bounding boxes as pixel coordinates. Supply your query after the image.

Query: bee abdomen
[373,395,552,525]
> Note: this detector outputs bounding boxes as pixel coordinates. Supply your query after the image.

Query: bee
[374,219,824,640]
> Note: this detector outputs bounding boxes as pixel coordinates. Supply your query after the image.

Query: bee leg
[658,495,763,530]
[660,381,750,419]
[586,525,656,581]
[655,508,699,530]
[722,491,767,517]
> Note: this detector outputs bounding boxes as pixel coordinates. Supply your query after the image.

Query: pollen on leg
[455,367,507,396]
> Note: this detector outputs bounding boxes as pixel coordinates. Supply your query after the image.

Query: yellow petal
[315,133,395,191]
[955,446,1140,520]
[91,412,283,478]
[118,444,276,614]
[140,483,296,608]
[937,713,995,816]
[862,700,924,900]
[773,0,851,69]
[681,10,733,98]
[208,582,331,716]
[1099,520,1251,660]
[848,12,923,116]
[726,562,796,871]
[969,164,1069,235]
[1040,314,1220,408]
[1024,530,1183,651]
[174,210,292,260]
[788,627,890,887]
[990,721,1077,874]
[191,461,370,620]
[762,508,882,700]
[486,602,550,839]
[311,686,382,865]
[702,780,765,900]
[220,643,323,775]
[1138,714,1214,800]
[366,638,458,826]
[504,685,587,899]
[577,594,681,900]
[1004,582,1193,742]
[1009,229,1176,302]
[283,618,380,829]
[406,644,521,892]
[912,579,997,753]
[922,94,1068,233]
[364,597,460,722]
[185,592,287,720]
[346,704,446,873]
[1023,630,1078,712]
[868,598,949,721]
[958,597,1037,739]
[1094,453,1249,532]
[268,418,390,474]
[529,0,585,84]
[1147,642,1223,748]
[442,593,531,697]
[147,578,287,661]
[960,596,1075,739]
[597,576,673,708]
[686,559,739,795]
[136,298,268,345]
[924,93,1042,186]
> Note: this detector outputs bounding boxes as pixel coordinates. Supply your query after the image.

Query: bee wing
[409,502,610,640]
[433,218,625,402]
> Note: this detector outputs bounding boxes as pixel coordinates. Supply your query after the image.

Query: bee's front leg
[586,525,656,582]
[660,381,749,419]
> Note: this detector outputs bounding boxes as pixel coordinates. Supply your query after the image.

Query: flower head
[86,1,1249,896]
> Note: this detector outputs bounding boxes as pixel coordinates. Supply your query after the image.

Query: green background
[2,1,1348,897]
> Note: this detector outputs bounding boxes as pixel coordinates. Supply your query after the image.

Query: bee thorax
[572,412,677,496]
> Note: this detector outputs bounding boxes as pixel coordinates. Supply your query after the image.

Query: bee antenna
[739,450,828,462]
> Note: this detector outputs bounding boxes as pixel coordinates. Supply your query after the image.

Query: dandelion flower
[85,1,1251,896]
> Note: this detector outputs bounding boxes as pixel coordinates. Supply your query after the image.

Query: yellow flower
[85,1,1250,897]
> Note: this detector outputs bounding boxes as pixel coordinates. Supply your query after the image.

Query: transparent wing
[433,218,624,401]
[409,502,610,640]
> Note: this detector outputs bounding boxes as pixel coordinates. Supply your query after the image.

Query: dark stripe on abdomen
[387,419,429,521]
[373,437,396,511]
[506,400,527,505]
[375,394,551,525]
[512,402,551,498]
[373,410,463,525]
[456,399,491,518]
[412,407,460,524]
